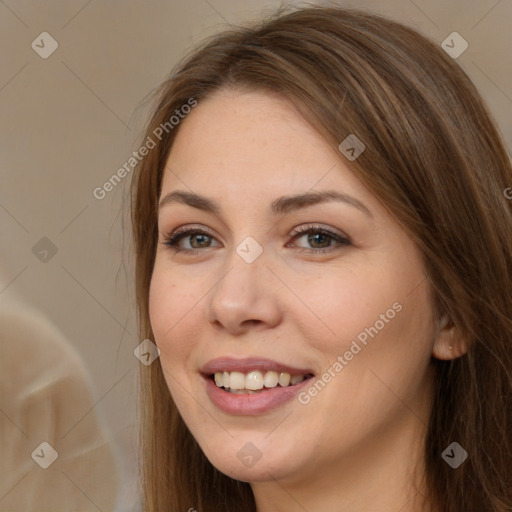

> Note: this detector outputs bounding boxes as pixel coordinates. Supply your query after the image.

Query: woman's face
[149,88,438,487]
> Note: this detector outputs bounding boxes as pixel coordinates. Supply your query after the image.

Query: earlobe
[432,315,468,360]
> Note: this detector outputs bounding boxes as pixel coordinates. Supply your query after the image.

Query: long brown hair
[130,6,512,511]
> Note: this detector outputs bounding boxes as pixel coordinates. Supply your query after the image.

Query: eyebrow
[158,189,372,217]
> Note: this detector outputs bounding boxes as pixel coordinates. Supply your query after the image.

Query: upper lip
[201,357,315,376]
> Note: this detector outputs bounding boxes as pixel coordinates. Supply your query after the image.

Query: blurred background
[0,0,510,510]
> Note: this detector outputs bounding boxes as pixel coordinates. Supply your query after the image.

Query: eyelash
[161,224,351,255]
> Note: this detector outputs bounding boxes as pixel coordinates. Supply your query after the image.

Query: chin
[209,455,292,483]
[198,435,305,483]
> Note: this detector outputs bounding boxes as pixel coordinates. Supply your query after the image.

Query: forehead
[160,88,371,210]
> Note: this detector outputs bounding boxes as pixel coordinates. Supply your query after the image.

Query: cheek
[305,256,434,376]
[296,278,434,446]
[148,268,201,414]
[300,267,400,353]
[148,264,200,365]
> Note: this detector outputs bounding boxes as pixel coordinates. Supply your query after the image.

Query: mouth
[209,370,315,394]
[200,357,316,414]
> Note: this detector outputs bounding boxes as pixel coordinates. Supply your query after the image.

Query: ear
[432,314,468,360]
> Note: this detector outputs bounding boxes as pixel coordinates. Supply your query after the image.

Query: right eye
[162,227,221,254]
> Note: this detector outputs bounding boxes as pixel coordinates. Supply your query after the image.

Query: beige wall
[1,0,510,510]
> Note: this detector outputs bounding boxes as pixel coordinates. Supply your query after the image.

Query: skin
[149,88,465,512]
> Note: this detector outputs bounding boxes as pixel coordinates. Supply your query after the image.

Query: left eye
[288,226,351,252]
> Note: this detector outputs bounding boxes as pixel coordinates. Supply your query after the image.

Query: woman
[130,6,512,511]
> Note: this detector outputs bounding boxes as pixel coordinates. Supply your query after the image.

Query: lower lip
[203,375,313,415]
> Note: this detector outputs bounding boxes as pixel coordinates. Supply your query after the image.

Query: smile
[213,370,312,393]
[201,357,315,415]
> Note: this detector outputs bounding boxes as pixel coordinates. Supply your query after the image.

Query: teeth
[228,371,245,390]
[245,371,264,390]
[290,374,305,385]
[278,372,291,386]
[213,370,309,391]
[263,371,279,388]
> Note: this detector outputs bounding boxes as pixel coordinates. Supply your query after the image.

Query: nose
[206,250,282,335]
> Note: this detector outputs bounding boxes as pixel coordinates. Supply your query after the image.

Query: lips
[200,357,315,415]
[201,356,314,376]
